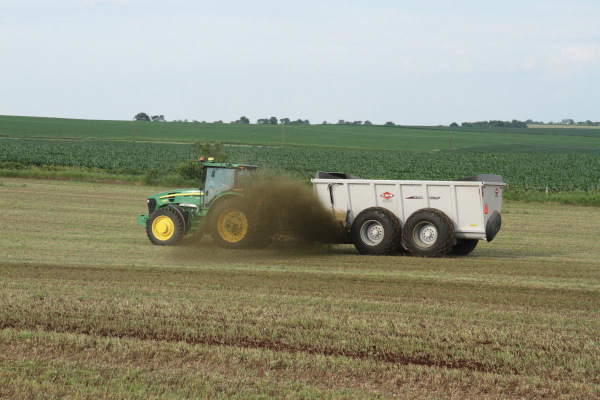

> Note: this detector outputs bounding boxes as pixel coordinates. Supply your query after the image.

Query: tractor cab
[199,159,258,204]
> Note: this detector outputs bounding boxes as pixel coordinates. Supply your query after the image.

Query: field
[2,138,600,192]
[2,115,600,152]
[1,178,599,398]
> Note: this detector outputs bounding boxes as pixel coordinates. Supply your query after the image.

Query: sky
[1,0,599,125]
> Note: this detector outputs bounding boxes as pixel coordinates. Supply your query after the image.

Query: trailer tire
[450,239,479,256]
[403,208,454,257]
[351,207,401,255]
[146,207,185,246]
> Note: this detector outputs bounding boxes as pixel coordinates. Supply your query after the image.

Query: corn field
[1,138,599,191]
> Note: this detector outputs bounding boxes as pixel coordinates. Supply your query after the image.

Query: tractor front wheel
[146,207,185,245]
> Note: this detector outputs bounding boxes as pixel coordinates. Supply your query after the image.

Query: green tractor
[137,158,271,247]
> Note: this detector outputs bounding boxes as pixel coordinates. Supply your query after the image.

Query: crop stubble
[0,178,599,398]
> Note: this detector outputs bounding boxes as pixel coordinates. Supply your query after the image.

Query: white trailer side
[312,173,505,256]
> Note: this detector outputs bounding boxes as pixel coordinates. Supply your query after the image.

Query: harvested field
[1,178,599,398]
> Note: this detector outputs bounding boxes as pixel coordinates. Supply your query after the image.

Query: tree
[269,116,278,125]
[177,141,229,180]
[384,121,395,126]
[280,118,290,124]
[450,122,458,127]
[257,118,267,124]
[303,119,310,125]
[353,121,362,125]
[191,141,228,161]
[151,115,165,122]
[134,112,150,122]
[337,120,345,125]
[364,120,372,126]
[240,116,249,124]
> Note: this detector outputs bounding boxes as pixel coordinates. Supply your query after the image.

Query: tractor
[137,158,271,247]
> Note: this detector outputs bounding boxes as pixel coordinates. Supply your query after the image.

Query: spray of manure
[242,171,345,244]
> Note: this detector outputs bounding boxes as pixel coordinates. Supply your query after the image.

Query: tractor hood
[147,188,204,211]
[149,188,204,201]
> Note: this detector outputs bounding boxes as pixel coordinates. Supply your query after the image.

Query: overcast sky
[1,0,599,125]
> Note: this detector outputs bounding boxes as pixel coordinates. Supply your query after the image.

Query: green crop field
[2,116,600,397]
[2,115,600,153]
[1,178,599,398]
[2,138,600,191]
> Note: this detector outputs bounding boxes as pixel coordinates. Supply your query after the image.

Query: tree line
[450,120,528,128]
[134,113,600,127]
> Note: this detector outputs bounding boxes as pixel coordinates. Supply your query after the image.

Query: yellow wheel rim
[152,215,175,241]
[217,209,248,243]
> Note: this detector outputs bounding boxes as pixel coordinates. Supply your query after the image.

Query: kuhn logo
[495,188,500,197]
[380,192,394,200]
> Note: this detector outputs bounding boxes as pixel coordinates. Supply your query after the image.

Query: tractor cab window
[204,168,235,203]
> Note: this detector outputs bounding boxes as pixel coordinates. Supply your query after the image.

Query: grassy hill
[2,115,600,153]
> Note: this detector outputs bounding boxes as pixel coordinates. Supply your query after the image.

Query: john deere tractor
[137,158,271,247]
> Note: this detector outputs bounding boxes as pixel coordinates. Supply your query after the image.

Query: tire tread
[403,208,454,257]
[352,207,402,255]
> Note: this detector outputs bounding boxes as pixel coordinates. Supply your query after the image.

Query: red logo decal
[495,188,499,197]
[380,192,394,200]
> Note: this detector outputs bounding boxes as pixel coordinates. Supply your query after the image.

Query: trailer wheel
[209,198,271,249]
[146,207,185,246]
[450,239,479,256]
[351,208,401,255]
[403,208,454,257]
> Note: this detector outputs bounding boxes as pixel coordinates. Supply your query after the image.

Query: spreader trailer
[137,157,505,258]
[312,173,505,257]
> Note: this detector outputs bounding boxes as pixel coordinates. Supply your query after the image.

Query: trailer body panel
[312,177,505,241]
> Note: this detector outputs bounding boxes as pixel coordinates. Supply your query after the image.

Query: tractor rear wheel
[450,239,479,256]
[209,198,271,249]
[403,208,454,257]
[146,207,185,245]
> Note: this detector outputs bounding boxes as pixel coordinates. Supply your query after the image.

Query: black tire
[351,207,401,255]
[396,241,409,255]
[403,208,454,257]
[450,239,479,256]
[208,197,272,249]
[167,204,191,235]
[146,207,185,246]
